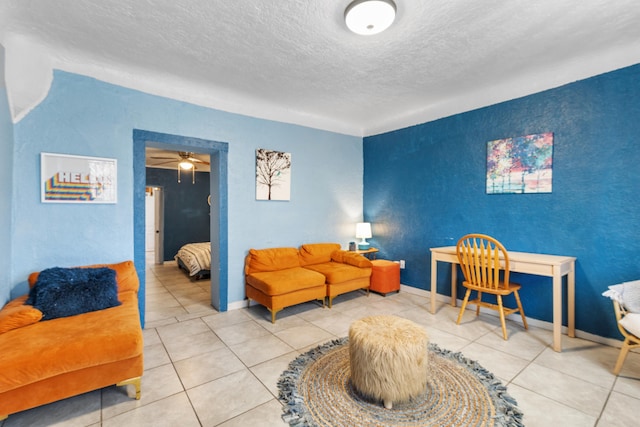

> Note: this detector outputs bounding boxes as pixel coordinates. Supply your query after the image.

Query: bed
[174,242,211,280]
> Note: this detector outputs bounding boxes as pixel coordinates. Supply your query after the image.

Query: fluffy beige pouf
[349,315,429,409]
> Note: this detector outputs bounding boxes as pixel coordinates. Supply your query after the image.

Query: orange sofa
[245,243,372,322]
[0,260,144,420]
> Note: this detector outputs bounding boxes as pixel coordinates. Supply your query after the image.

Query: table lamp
[356,222,372,250]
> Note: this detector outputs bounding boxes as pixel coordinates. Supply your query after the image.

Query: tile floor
[2,259,639,426]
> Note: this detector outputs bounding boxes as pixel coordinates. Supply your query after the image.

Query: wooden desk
[430,246,576,352]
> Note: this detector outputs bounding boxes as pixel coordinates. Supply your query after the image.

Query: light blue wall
[0,44,14,306]
[10,71,364,308]
[363,64,640,340]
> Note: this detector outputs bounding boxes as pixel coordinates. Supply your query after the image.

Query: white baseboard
[400,284,627,350]
[227,299,251,311]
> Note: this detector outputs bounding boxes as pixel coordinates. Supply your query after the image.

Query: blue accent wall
[364,64,640,340]
[146,168,211,261]
[0,44,13,306]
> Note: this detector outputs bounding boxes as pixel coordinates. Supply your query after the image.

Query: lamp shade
[345,0,396,36]
[356,222,372,239]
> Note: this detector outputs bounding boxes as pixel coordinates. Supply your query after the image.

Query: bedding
[175,242,211,279]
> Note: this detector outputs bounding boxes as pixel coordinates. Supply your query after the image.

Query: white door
[145,189,155,252]
[153,187,164,265]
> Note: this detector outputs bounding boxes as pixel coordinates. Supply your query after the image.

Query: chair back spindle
[457,234,510,290]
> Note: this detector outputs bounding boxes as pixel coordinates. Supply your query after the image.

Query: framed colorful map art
[486,133,553,194]
[41,152,117,203]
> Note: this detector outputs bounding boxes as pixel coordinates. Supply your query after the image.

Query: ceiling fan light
[179,160,194,170]
[345,0,396,36]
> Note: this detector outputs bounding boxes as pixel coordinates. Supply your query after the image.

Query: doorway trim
[133,129,228,327]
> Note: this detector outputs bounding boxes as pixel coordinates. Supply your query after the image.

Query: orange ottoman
[370,260,400,295]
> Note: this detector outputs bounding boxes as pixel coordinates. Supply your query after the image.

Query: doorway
[145,186,164,264]
[133,129,229,327]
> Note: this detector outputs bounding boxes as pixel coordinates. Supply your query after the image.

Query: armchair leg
[117,376,142,400]
[268,308,281,323]
[613,339,631,375]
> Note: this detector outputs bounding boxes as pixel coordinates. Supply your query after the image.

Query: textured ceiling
[1,0,640,136]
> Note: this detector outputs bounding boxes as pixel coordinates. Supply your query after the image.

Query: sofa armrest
[331,250,373,268]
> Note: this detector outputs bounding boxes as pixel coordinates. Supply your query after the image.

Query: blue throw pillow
[26,267,121,320]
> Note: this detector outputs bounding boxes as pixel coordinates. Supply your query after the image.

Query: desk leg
[450,264,457,307]
[430,257,437,314]
[568,262,575,338]
[552,269,562,352]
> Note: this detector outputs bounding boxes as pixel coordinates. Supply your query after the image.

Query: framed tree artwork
[256,148,291,201]
[486,132,553,194]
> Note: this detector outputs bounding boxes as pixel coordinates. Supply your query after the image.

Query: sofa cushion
[331,250,373,268]
[0,296,43,334]
[246,247,300,274]
[26,267,121,321]
[246,267,326,296]
[299,243,342,266]
[303,262,372,284]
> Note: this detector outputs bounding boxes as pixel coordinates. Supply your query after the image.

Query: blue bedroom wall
[10,71,364,308]
[146,168,211,262]
[363,64,640,340]
[0,44,13,306]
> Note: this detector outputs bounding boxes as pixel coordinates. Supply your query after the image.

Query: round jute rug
[278,337,523,427]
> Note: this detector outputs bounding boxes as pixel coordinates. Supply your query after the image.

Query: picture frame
[41,152,118,203]
[256,148,291,201]
[486,132,553,194]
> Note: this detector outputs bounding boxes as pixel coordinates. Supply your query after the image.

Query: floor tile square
[274,324,335,349]
[228,334,295,366]
[512,363,609,417]
[188,369,273,426]
[217,399,288,427]
[102,393,200,427]
[174,346,246,389]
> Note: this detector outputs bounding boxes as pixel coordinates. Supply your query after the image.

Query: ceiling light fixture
[177,159,195,184]
[345,0,397,36]
[178,160,194,170]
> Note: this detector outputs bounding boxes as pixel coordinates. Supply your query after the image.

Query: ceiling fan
[150,151,210,184]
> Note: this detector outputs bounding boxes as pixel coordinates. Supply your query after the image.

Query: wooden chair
[455,234,528,340]
[612,299,640,375]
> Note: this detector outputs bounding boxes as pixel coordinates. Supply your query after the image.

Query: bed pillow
[26,267,121,321]
[0,296,43,334]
